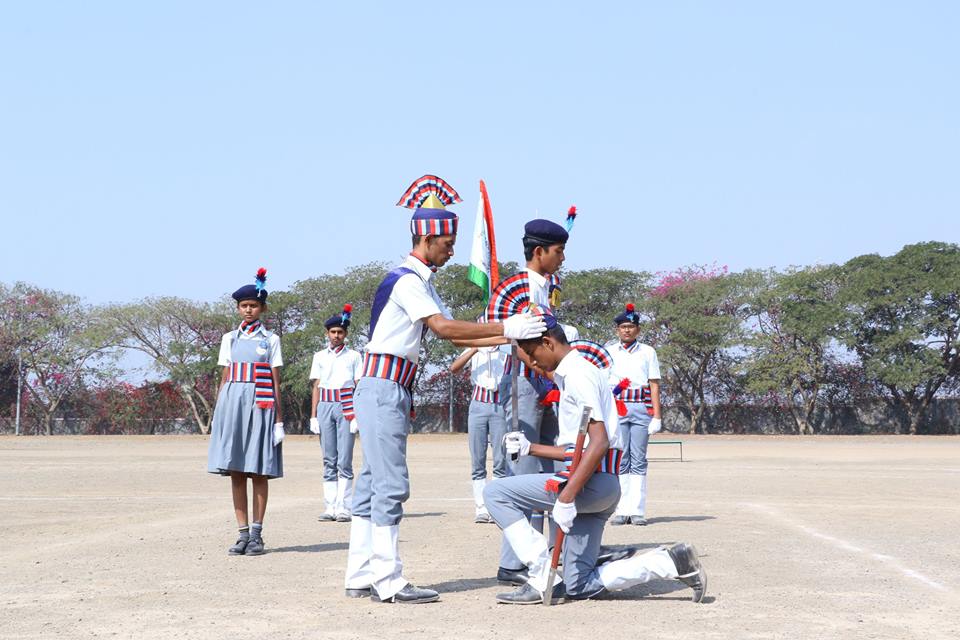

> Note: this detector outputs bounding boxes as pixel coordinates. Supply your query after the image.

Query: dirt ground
[3,434,959,640]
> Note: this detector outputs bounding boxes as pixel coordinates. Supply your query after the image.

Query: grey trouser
[619,405,651,475]
[350,377,411,526]
[501,375,552,475]
[317,399,354,481]
[468,399,508,480]
[484,472,621,597]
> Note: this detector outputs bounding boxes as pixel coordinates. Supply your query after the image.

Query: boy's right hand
[309,417,320,434]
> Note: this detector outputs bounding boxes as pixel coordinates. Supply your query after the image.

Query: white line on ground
[744,502,952,594]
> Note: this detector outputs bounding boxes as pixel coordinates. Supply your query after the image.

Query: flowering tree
[0,283,115,435]
[643,265,754,434]
[105,298,234,434]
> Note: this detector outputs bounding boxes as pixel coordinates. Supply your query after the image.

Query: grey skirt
[207,382,283,479]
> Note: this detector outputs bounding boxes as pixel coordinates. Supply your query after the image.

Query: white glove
[502,313,547,340]
[272,422,285,446]
[309,417,320,434]
[349,419,359,434]
[502,431,531,457]
[552,499,578,534]
[648,417,662,435]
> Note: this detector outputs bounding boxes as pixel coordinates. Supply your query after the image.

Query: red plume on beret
[565,205,577,232]
[626,303,635,313]
[343,304,353,313]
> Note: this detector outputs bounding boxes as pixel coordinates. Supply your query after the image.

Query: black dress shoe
[371,583,439,604]
[344,587,370,598]
[609,515,630,526]
[496,566,529,586]
[596,546,638,566]
[495,582,565,605]
[667,543,707,603]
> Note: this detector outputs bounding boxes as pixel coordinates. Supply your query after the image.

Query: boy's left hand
[272,422,285,446]
[552,499,577,533]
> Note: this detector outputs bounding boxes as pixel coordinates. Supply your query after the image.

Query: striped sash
[361,353,418,390]
[472,386,499,404]
[544,446,622,493]
[317,387,356,422]
[227,362,275,410]
[621,385,655,414]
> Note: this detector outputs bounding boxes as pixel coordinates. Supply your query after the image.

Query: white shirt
[553,350,621,450]
[217,325,283,368]
[309,345,363,389]
[526,268,552,308]
[607,341,661,388]
[364,255,453,363]
[467,345,509,390]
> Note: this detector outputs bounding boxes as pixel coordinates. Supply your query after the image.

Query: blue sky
[2,1,957,304]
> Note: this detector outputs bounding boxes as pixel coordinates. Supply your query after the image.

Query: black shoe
[609,515,629,526]
[371,584,439,604]
[344,587,371,598]
[667,543,707,603]
[630,515,648,526]
[496,582,565,605]
[596,546,638,566]
[245,536,265,556]
[227,537,249,556]
[496,566,529,586]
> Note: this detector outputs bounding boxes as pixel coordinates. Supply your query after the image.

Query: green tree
[837,242,960,434]
[559,268,650,341]
[105,297,234,434]
[743,266,844,434]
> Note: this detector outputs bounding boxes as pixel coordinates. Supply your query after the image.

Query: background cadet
[607,303,662,526]
[207,268,284,557]
[309,304,362,523]
[450,339,510,523]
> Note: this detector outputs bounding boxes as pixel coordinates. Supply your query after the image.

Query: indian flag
[467,180,499,301]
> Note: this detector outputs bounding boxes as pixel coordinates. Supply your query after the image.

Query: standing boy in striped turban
[343,175,547,604]
[309,304,363,523]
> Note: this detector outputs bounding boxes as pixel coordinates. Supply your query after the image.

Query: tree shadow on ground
[269,542,349,554]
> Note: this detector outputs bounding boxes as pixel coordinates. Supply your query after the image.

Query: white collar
[552,349,583,389]
[526,268,548,288]
[403,255,436,282]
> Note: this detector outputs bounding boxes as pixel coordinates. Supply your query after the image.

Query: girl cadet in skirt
[207,268,285,556]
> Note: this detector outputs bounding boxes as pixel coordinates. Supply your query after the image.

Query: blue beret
[324,315,350,330]
[614,304,640,325]
[232,284,267,303]
[523,219,568,245]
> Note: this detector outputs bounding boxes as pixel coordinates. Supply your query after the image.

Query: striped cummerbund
[472,386,500,403]
[361,353,418,389]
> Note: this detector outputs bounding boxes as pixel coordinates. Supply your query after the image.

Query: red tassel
[540,389,560,406]
[617,399,628,417]
[343,303,353,313]
[256,401,273,409]
[256,267,267,279]
[343,411,356,422]
[625,303,635,312]
[544,478,562,493]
